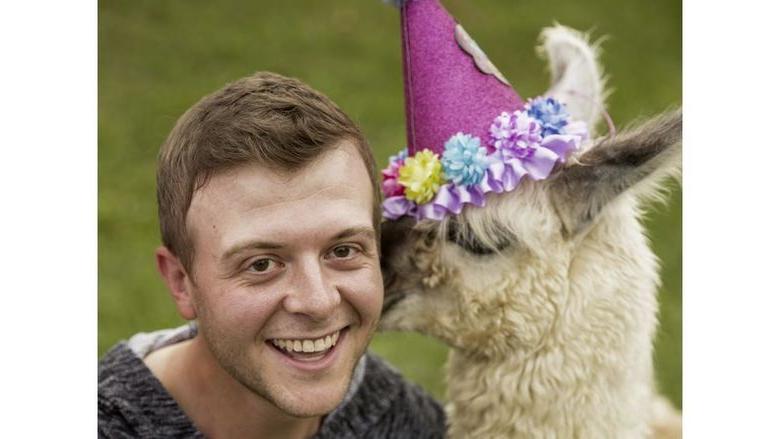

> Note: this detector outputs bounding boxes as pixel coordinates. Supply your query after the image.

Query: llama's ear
[549,109,682,237]
[538,25,607,131]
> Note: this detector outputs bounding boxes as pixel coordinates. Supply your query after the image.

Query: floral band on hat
[382,97,588,221]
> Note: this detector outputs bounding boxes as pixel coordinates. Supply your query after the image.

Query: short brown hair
[157,71,379,271]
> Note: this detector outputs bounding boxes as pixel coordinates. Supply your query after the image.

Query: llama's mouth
[382,289,406,315]
[381,267,405,315]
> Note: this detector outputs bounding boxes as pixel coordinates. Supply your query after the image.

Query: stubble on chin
[199,322,373,418]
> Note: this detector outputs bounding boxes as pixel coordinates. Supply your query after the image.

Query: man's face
[184,141,382,417]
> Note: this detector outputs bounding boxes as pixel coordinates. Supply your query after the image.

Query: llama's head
[379,26,681,360]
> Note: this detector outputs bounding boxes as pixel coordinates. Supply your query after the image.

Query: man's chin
[276,401,338,419]
[266,376,353,418]
[256,327,369,418]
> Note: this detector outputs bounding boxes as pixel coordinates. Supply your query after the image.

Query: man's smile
[266,326,350,367]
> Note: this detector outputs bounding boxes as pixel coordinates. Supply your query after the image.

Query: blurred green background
[99,0,681,407]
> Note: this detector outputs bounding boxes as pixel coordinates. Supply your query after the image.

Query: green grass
[99,0,681,407]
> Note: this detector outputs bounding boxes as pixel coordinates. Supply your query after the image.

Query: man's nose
[282,257,341,320]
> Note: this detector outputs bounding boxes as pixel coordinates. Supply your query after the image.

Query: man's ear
[549,109,682,237]
[155,246,198,320]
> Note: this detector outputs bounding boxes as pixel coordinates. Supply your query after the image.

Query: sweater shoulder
[368,353,446,438]
[98,343,145,438]
[316,352,446,439]
[98,342,202,438]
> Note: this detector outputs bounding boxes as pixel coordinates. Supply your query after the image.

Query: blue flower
[442,133,489,186]
[527,97,570,137]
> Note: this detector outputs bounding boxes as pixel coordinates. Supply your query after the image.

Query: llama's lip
[381,267,397,288]
[382,290,406,315]
[382,269,406,315]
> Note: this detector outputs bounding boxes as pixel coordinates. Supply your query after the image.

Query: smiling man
[98,72,445,438]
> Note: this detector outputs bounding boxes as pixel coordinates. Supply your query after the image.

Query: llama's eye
[423,229,437,248]
[446,222,506,256]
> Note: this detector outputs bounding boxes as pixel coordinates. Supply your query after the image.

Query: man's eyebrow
[331,226,376,242]
[221,240,284,263]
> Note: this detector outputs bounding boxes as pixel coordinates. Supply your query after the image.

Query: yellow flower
[398,149,444,204]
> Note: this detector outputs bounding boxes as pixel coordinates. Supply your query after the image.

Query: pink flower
[381,151,408,197]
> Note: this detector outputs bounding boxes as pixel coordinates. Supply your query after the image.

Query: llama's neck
[445,341,654,438]
[445,211,660,438]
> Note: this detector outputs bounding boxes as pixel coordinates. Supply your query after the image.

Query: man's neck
[144,334,322,439]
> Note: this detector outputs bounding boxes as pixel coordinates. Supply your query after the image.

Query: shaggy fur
[380,25,681,438]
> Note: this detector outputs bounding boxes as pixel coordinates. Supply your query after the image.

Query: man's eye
[330,245,356,259]
[248,258,276,273]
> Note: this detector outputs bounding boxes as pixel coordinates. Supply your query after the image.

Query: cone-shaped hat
[382,0,587,221]
[399,0,523,154]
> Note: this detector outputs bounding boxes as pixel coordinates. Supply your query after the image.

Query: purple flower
[489,110,543,160]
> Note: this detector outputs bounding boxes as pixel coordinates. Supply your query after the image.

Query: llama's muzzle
[380,218,415,315]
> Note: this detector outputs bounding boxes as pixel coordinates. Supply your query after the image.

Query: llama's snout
[380,218,416,315]
[379,217,414,276]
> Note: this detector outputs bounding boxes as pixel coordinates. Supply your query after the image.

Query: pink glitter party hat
[399,0,523,155]
[382,0,588,221]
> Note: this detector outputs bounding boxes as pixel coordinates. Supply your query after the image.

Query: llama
[379,25,682,438]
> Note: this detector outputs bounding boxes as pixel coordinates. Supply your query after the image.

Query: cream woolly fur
[380,25,681,438]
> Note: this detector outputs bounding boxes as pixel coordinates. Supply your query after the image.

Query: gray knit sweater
[98,325,446,438]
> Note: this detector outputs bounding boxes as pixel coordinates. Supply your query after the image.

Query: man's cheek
[201,292,273,335]
[352,283,384,322]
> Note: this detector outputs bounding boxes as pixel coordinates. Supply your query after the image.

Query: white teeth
[271,330,341,354]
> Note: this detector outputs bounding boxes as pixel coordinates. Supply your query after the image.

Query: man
[98,71,445,438]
